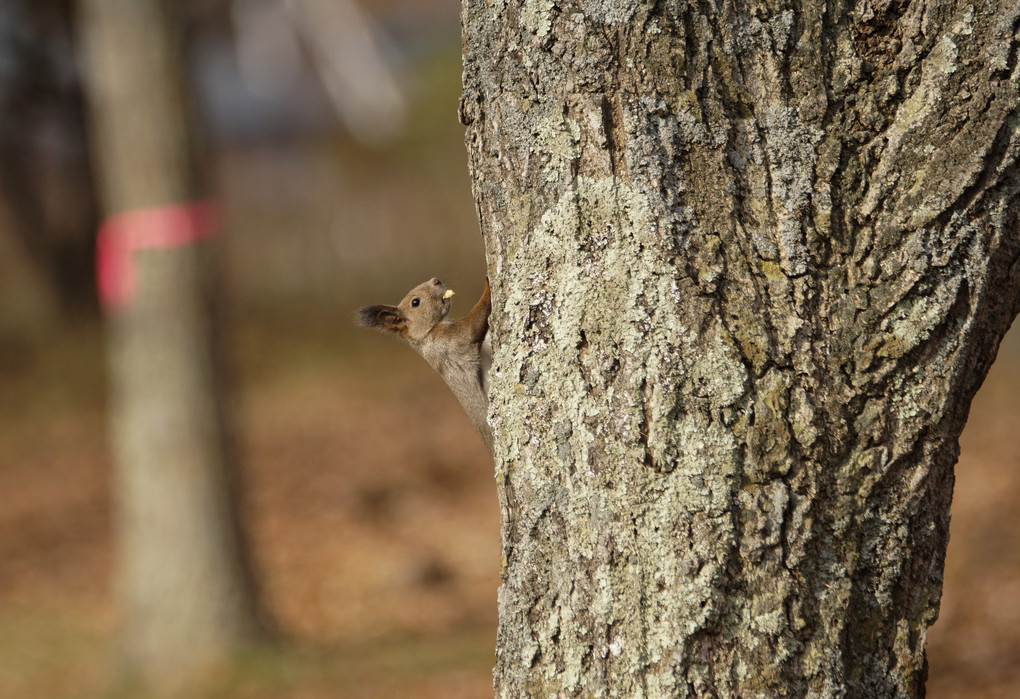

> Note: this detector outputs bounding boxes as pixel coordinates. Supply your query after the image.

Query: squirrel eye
[411,297,420,308]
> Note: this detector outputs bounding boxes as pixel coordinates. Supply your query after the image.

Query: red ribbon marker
[96,200,219,311]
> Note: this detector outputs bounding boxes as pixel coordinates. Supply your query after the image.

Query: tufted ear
[355,304,407,336]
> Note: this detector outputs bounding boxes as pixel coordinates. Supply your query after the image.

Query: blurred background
[0,1,1016,697]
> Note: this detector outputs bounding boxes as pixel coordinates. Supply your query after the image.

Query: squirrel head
[356,278,455,342]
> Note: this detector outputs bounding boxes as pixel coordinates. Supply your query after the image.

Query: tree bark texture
[79,0,261,688]
[461,1,1020,697]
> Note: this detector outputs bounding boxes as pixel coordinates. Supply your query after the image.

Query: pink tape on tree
[96,200,219,310]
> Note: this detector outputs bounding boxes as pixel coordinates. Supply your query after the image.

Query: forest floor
[0,317,1017,699]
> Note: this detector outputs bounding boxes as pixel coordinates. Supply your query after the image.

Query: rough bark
[460,1,1020,696]
[79,0,262,689]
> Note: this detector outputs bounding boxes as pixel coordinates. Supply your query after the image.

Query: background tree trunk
[0,0,99,319]
[78,0,262,689]
[461,1,1020,696]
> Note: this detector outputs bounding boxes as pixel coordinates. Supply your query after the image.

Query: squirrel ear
[356,305,407,335]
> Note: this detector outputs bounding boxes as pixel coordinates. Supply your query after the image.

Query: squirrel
[356,277,493,456]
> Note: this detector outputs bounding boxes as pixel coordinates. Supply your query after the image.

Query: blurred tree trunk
[78,0,261,688]
[0,0,99,319]
[462,1,1020,696]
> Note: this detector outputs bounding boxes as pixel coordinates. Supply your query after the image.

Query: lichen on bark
[462,1,1020,696]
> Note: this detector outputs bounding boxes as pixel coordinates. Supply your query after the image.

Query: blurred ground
[0,314,1018,699]
[0,318,501,699]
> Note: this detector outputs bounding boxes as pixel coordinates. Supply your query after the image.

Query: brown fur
[356,278,493,456]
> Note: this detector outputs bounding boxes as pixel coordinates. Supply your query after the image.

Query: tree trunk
[461,1,1020,696]
[78,0,262,688]
[0,0,100,317]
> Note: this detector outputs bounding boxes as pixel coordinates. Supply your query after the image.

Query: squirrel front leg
[450,277,490,345]
[430,279,493,455]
